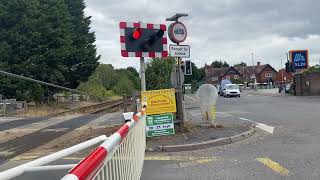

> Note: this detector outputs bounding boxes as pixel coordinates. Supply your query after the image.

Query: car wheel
[226,94,229,98]
[238,95,240,97]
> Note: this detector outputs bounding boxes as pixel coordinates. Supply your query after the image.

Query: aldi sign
[146,113,175,137]
[290,50,309,69]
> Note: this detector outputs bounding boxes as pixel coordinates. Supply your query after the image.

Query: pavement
[1,92,320,179]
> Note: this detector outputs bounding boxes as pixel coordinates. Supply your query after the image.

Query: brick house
[276,69,294,85]
[205,62,278,85]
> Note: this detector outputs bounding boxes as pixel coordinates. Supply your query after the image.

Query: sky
[84,0,320,70]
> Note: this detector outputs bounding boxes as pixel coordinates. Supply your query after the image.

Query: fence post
[3,99,6,117]
[123,94,127,113]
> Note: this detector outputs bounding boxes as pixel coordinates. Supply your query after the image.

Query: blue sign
[290,50,308,69]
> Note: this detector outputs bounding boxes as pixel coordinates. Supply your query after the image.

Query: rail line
[0,99,129,165]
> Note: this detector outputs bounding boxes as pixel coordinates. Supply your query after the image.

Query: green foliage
[145,57,175,90]
[185,62,205,84]
[191,80,197,93]
[234,61,247,67]
[231,78,244,84]
[303,65,320,74]
[0,0,99,102]
[210,60,230,68]
[77,64,140,100]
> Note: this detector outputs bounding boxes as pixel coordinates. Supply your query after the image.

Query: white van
[222,84,241,98]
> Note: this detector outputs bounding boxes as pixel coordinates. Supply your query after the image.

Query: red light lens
[132,29,141,40]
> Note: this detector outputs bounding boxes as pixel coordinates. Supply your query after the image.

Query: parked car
[222,84,241,98]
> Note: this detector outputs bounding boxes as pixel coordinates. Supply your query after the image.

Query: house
[205,62,278,85]
[276,69,294,85]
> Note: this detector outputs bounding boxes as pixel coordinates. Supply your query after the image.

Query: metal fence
[62,108,146,180]
[0,99,27,117]
[0,108,146,180]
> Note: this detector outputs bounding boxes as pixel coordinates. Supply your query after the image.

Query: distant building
[205,62,278,85]
[276,69,294,85]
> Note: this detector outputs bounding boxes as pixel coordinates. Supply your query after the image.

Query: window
[234,75,239,79]
[265,73,272,78]
[212,76,218,81]
[226,75,230,80]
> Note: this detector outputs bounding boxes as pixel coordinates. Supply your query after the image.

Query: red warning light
[132,28,142,40]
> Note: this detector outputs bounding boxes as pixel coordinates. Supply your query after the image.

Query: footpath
[146,94,256,152]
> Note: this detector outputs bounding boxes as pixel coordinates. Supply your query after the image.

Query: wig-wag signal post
[119,21,177,137]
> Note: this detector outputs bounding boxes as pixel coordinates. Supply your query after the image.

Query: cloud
[84,0,320,70]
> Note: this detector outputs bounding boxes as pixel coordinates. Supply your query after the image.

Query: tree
[145,57,175,90]
[234,62,247,67]
[210,60,230,68]
[0,0,99,102]
[184,62,205,84]
[64,0,100,88]
[77,64,140,100]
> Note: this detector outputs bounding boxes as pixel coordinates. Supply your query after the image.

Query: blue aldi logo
[290,50,309,69]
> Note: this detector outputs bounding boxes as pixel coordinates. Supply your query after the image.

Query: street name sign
[146,113,175,137]
[169,44,190,58]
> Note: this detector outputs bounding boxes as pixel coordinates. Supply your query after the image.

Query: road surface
[141,93,320,180]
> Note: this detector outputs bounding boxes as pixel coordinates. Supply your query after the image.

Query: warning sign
[141,89,176,115]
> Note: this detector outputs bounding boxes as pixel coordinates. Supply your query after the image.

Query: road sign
[168,22,187,43]
[169,44,190,58]
[141,89,176,115]
[119,22,168,58]
[146,113,175,137]
[289,50,309,70]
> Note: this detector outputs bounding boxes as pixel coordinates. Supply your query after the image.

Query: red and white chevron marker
[61,108,146,180]
[119,22,168,58]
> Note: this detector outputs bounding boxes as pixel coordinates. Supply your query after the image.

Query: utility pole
[251,52,256,89]
[281,58,284,89]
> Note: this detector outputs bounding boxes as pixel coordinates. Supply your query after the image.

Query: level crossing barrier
[0,108,146,180]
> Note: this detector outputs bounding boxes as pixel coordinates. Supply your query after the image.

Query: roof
[205,64,277,79]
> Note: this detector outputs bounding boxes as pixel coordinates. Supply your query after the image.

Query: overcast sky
[84,0,320,70]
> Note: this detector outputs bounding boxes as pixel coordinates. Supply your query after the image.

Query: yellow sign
[141,89,177,115]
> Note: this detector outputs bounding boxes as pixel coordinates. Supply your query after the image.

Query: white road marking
[184,95,197,101]
[239,118,274,134]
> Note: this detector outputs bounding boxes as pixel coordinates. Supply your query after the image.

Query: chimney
[257,62,261,66]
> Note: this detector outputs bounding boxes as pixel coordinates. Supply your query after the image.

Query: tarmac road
[141,92,320,180]
[1,93,320,179]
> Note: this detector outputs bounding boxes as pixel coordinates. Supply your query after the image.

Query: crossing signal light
[142,29,164,51]
[132,28,142,40]
[125,28,165,53]
[185,60,192,75]
[291,62,296,72]
[285,61,290,72]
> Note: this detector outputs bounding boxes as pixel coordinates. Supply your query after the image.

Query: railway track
[0,99,129,165]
